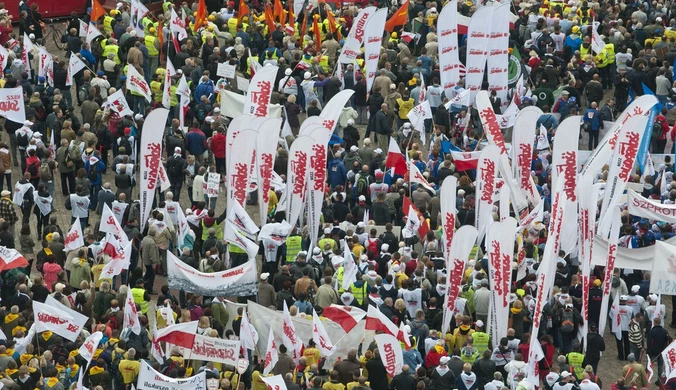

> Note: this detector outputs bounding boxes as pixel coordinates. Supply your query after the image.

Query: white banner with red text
[137,360,206,390]
[167,252,257,297]
[182,335,240,366]
[364,8,388,92]
[627,189,676,223]
[438,0,460,96]
[511,106,542,206]
[442,225,478,336]
[487,218,517,344]
[139,108,169,231]
[464,5,494,103]
[551,115,581,254]
[650,241,676,295]
[243,64,278,117]
[375,333,404,377]
[338,7,376,64]
[486,2,510,110]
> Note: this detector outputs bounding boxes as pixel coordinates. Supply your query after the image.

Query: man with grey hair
[118,347,141,387]
[283,372,301,390]
[141,227,159,293]
[97,182,115,215]
[484,372,505,390]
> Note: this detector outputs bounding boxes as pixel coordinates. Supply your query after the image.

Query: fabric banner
[262,326,278,375]
[66,54,86,87]
[100,240,131,278]
[79,19,88,37]
[162,57,176,109]
[126,65,152,102]
[256,117,283,227]
[662,340,676,381]
[124,286,142,335]
[220,90,283,119]
[86,23,102,43]
[464,5,495,103]
[581,95,657,178]
[338,7,376,64]
[486,2,510,109]
[364,8,388,92]
[189,335,240,366]
[486,218,517,344]
[511,106,542,206]
[244,65,278,117]
[578,174,600,350]
[228,200,259,240]
[0,246,28,271]
[475,144,500,242]
[598,113,650,238]
[0,87,26,124]
[107,89,134,117]
[170,8,188,40]
[130,0,148,37]
[442,225,478,336]
[226,128,258,219]
[312,309,337,356]
[375,333,404,377]
[320,90,355,129]
[100,204,129,243]
[139,108,169,231]
[651,241,676,295]
[167,252,257,297]
[409,160,435,193]
[224,221,259,258]
[286,136,314,227]
[225,115,265,171]
[307,126,332,250]
[593,235,676,271]
[627,189,676,222]
[137,361,206,390]
[259,221,293,246]
[0,46,7,72]
[261,375,287,390]
[64,218,84,252]
[438,0,459,97]
[440,176,457,257]
[37,47,51,78]
[475,91,528,217]
[34,297,87,342]
[598,207,622,337]
[282,301,303,360]
[551,115,581,254]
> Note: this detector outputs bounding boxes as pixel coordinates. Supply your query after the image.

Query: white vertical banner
[257,118,283,227]
[598,207,622,337]
[312,309,337,356]
[37,46,51,78]
[598,113,651,238]
[486,218,517,344]
[440,176,458,257]
[337,7,377,64]
[139,108,169,231]
[438,0,460,97]
[262,327,279,375]
[486,2,510,110]
[320,90,355,128]
[551,116,581,255]
[374,333,404,377]
[578,174,600,351]
[286,136,314,228]
[22,34,33,73]
[226,129,258,220]
[475,145,500,243]
[441,225,478,336]
[130,0,149,37]
[162,57,176,109]
[243,65,278,117]
[364,8,388,92]
[511,106,542,206]
[476,91,529,217]
[170,8,188,40]
[464,5,495,104]
[307,126,332,250]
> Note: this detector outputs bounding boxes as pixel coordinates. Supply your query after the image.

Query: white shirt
[15,127,33,150]
[579,379,601,390]
[69,194,90,218]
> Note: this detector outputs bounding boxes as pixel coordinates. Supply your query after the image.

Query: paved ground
[13,33,669,388]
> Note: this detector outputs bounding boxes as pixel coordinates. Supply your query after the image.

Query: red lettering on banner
[384,343,397,375]
[447,259,465,311]
[342,49,360,58]
[444,214,455,251]
[532,272,546,330]
[489,240,507,307]
[0,98,21,112]
[283,321,298,345]
[143,142,161,189]
[367,36,381,44]
[231,163,249,205]
[322,120,335,130]
[442,46,457,54]
[310,144,326,191]
[667,348,676,368]
[260,153,273,203]
[0,54,5,67]
[618,132,640,180]
[37,312,68,325]
[555,151,577,201]
[468,49,483,56]
[65,230,80,246]
[172,16,185,28]
[292,151,308,198]
[353,13,370,42]
[480,160,496,202]
[192,339,236,361]
[470,31,485,38]
[251,81,272,117]
[517,144,533,190]
[264,338,277,368]
[479,108,507,154]
[130,75,149,94]
[221,267,244,278]
[602,244,617,297]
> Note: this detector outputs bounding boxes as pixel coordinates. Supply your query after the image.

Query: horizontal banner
[185,335,240,366]
[167,252,257,297]
[627,189,676,223]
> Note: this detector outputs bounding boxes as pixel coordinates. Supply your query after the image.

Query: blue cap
[97,70,104,76]
[38,76,45,82]
[120,75,127,81]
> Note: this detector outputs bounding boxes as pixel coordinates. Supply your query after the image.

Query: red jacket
[210,133,226,158]
[25,155,40,178]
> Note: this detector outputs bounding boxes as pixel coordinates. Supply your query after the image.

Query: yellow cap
[391,32,397,38]
[110,9,118,15]
[149,27,156,33]
[572,25,580,33]
[208,14,216,21]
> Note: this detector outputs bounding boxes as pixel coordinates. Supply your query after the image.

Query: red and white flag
[440,176,457,257]
[66,54,86,86]
[403,204,421,240]
[130,0,148,37]
[139,109,169,231]
[101,240,132,278]
[244,64,277,116]
[106,89,134,117]
[337,6,377,64]
[0,246,28,272]
[407,101,432,144]
[486,2,510,109]
[0,87,27,124]
[609,291,623,340]
[156,321,198,349]
[375,333,404,377]
[441,225,478,336]
[551,115,580,255]
[591,19,605,54]
[100,204,129,243]
[408,161,435,193]
[34,299,87,342]
[418,73,427,104]
[64,218,84,252]
[79,19,88,37]
[162,57,176,109]
[662,339,676,380]
[124,286,141,335]
[402,196,430,239]
[450,150,480,171]
[78,331,104,363]
[312,309,336,356]
[126,65,152,102]
[0,45,7,72]
[256,117,284,227]
[261,375,288,390]
[37,47,51,79]
[151,322,165,364]
[385,138,407,175]
[282,301,302,360]
[285,135,314,227]
[170,8,188,40]
[365,305,399,336]
[321,305,366,333]
[263,326,279,375]
[400,32,418,44]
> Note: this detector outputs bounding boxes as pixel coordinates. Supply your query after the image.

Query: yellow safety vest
[388,37,399,45]
[319,56,329,73]
[356,58,365,72]
[102,45,120,65]
[397,98,414,119]
[201,220,224,240]
[604,43,615,65]
[317,237,336,252]
[131,287,149,314]
[580,44,590,59]
[247,56,259,75]
[594,49,607,68]
[142,17,152,34]
[472,331,490,355]
[336,267,345,293]
[286,236,302,262]
[228,18,238,35]
[170,85,178,106]
[567,352,585,380]
[145,35,159,57]
[103,16,114,34]
[150,80,162,103]
[351,282,367,305]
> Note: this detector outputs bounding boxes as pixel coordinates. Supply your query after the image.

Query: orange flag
[384,0,410,32]
[264,4,276,34]
[287,0,294,26]
[327,12,340,41]
[157,21,165,56]
[194,0,207,32]
[274,0,285,24]
[90,0,106,22]
[238,0,250,23]
[313,15,322,52]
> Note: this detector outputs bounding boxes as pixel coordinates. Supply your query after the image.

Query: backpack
[35,104,46,121]
[195,104,208,122]
[168,155,184,177]
[356,174,369,195]
[560,310,575,333]
[119,136,132,155]
[17,131,29,148]
[379,231,398,250]
[68,142,81,163]
[653,119,664,139]
[78,82,90,103]
[366,237,380,258]
[39,160,51,179]
[91,37,105,58]
[87,163,99,182]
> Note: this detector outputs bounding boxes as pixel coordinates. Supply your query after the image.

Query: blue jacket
[564,35,582,52]
[84,159,106,186]
[79,49,96,67]
[194,80,215,104]
[583,109,603,131]
[327,158,347,188]
[402,348,423,369]
[185,130,207,155]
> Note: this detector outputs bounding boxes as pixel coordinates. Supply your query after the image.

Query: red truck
[3,0,164,20]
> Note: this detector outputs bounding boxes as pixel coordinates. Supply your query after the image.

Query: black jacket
[647,325,671,358]
[374,110,392,135]
[391,372,417,390]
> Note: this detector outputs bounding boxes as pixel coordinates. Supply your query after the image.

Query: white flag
[126,65,152,102]
[162,57,176,109]
[124,286,142,335]
[312,309,336,356]
[99,203,129,244]
[130,0,149,37]
[86,23,103,44]
[239,310,259,351]
[591,19,605,54]
[609,291,623,340]
[374,333,404,377]
[224,222,259,259]
[282,301,302,360]
[662,339,676,381]
[408,160,436,193]
[228,200,260,240]
[402,206,421,239]
[151,322,165,364]
[78,331,104,363]
[38,46,51,78]
[537,124,550,150]
[261,375,288,390]
[407,101,432,145]
[22,34,33,71]
[106,89,134,117]
[262,326,279,375]
[34,299,87,342]
[79,19,89,37]
[170,8,188,40]
[100,240,132,278]
[66,54,86,86]
[64,218,84,252]
[0,87,26,124]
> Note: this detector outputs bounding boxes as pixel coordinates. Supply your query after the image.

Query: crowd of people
[0,0,672,389]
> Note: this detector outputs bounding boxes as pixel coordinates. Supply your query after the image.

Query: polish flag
[312,309,336,356]
[150,322,165,364]
[0,246,28,271]
[402,196,430,239]
[408,161,436,193]
[385,138,407,176]
[321,305,366,334]
[400,32,419,44]
[450,150,481,171]
[365,305,400,335]
[155,321,198,349]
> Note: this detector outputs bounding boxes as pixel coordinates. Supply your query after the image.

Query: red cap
[124,127,131,135]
